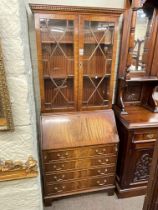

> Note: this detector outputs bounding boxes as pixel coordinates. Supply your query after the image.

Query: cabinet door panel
[35,14,78,112]
[78,15,118,110]
[126,148,153,187]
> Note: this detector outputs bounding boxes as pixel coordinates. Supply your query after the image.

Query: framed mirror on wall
[130,7,154,72]
[126,0,156,76]
[0,42,14,130]
[119,0,157,78]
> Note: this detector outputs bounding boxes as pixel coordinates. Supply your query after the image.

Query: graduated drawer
[45,175,115,195]
[133,129,158,143]
[45,165,115,183]
[43,144,117,162]
[44,155,116,172]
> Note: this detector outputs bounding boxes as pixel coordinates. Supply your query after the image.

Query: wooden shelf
[44,105,75,112]
[44,75,74,79]
[119,76,158,82]
[83,74,111,78]
[84,42,113,45]
[42,41,113,45]
[82,104,109,110]
[42,41,73,44]
[83,101,109,105]
[43,74,111,79]
[115,105,158,129]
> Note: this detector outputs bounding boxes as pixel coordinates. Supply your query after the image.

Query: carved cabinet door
[127,146,153,187]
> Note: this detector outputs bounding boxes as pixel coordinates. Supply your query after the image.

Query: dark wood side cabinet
[30,4,122,206]
[114,106,158,198]
[143,128,158,210]
[114,0,158,198]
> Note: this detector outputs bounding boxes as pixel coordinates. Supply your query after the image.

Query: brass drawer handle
[53,164,65,171]
[97,168,108,175]
[44,155,47,160]
[97,179,107,186]
[54,186,65,193]
[146,134,154,139]
[95,148,106,155]
[57,152,69,159]
[98,159,109,165]
[115,146,118,152]
[53,174,65,181]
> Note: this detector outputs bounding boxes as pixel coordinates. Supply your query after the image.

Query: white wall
[0,0,124,209]
[0,0,42,210]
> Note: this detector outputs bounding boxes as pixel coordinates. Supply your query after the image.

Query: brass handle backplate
[97,179,107,186]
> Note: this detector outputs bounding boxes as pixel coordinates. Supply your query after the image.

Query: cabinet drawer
[44,155,117,172]
[45,165,115,183]
[45,175,115,195]
[43,144,117,162]
[133,130,158,143]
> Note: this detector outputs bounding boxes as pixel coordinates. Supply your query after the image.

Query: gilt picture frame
[0,41,14,130]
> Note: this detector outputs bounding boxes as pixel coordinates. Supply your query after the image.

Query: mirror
[129,7,154,72]
[152,86,158,112]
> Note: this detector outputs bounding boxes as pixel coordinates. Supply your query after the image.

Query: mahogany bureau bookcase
[114,0,158,198]
[30,4,123,206]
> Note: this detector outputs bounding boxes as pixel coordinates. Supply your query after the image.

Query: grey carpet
[45,192,144,210]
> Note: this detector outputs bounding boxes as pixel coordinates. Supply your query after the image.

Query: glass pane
[82,21,114,108]
[40,18,75,110]
[129,8,154,72]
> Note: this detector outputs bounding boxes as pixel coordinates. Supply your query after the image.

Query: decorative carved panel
[124,83,143,102]
[0,156,38,182]
[133,153,152,182]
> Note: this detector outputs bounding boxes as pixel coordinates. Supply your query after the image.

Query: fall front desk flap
[41,110,119,150]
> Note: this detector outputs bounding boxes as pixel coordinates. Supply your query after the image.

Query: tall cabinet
[114,0,158,198]
[30,4,122,206]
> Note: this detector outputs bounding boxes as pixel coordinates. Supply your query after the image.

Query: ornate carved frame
[0,156,38,182]
[0,42,14,130]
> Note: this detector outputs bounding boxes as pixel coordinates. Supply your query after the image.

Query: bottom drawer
[45,175,114,195]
